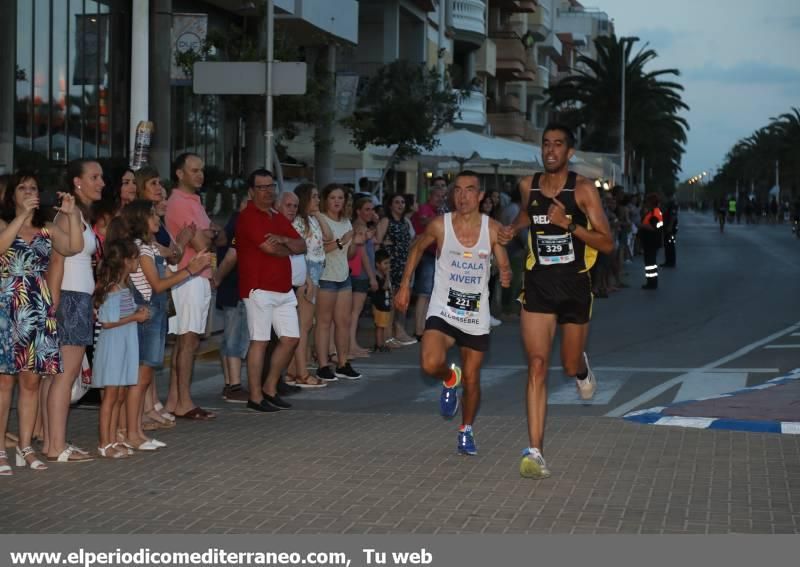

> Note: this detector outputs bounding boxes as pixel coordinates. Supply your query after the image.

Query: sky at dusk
[596,0,800,179]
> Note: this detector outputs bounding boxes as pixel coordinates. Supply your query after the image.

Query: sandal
[0,450,12,476]
[175,407,217,420]
[153,402,176,423]
[98,444,128,459]
[46,446,94,463]
[294,375,328,389]
[15,446,48,470]
[285,374,298,385]
[145,409,175,427]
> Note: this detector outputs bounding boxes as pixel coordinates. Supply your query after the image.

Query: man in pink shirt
[165,152,225,420]
[410,178,446,339]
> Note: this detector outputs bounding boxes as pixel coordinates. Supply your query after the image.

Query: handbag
[69,354,92,404]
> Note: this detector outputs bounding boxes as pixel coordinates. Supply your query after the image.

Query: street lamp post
[264,0,274,172]
[620,41,625,186]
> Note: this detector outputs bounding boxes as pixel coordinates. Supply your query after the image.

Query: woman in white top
[288,183,332,388]
[43,159,104,463]
[315,185,364,382]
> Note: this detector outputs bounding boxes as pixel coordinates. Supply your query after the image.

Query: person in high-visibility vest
[640,193,664,290]
[728,197,737,223]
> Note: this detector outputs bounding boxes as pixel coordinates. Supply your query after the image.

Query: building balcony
[488,112,525,140]
[526,3,550,41]
[490,32,527,80]
[453,89,487,128]
[539,32,562,60]
[475,38,496,76]
[494,0,538,13]
[274,0,358,45]
[451,0,487,45]
[527,64,549,100]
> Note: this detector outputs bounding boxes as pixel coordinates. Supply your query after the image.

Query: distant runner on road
[499,123,614,479]
[395,171,511,456]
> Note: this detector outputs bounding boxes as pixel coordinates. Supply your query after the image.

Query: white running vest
[426,213,492,336]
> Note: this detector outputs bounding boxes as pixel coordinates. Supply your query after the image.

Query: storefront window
[14,0,129,168]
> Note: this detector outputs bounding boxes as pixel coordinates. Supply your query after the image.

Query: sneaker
[221,385,230,400]
[224,385,250,404]
[520,448,551,479]
[394,336,418,346]
[335,362,362,380]
[246,399,280,413]
[317,366,338,382]
[263,393,291,410]
[490,316,502,327]
[457,428,477,455]
[576,352,597,401]
[439,364,461,418]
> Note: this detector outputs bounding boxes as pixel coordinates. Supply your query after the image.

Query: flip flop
[175,407,217,420]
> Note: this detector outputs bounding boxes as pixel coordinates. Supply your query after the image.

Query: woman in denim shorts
[122,199,211,450]
[314,185,364,382]
[43,159,104,463]
[289,183,332,387]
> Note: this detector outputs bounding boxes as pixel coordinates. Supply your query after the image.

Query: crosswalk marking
[674,372,748,402]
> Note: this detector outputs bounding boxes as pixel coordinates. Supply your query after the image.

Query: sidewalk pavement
[2,397,799,534]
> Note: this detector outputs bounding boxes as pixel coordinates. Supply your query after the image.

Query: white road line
[606,320,800,417]
[791,332,800,337]
[764,344,800,349]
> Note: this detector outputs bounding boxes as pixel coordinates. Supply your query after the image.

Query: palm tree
[546,35,689,192]
[711,107,799,202]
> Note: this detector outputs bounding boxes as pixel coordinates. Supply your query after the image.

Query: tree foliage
[343,60,459,160]
[546,35,689,192]
[709,107,800,200]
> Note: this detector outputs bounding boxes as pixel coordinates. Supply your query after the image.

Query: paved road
[2,211,799,534]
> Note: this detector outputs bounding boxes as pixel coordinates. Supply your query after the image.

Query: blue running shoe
[457,428,477,456]
[439,364,462,418]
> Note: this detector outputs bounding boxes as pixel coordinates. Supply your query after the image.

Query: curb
[623,368,800,435]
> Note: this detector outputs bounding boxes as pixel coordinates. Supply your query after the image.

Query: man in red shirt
[235,169,306,412]
[409,178,446,339]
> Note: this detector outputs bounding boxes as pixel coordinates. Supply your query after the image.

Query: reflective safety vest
[728,199,737,213]
[642,207,664,230]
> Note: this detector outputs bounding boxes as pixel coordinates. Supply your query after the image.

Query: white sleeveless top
[426,213,492,336]
[60,212,96,294]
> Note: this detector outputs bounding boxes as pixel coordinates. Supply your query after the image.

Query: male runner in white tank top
[395,171,511,456]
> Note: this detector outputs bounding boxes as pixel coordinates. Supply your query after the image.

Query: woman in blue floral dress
[0,171,84,475]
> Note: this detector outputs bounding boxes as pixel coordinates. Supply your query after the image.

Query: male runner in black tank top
[499,123,614,479]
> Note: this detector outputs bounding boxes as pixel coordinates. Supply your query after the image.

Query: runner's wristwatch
[567,222,577,233]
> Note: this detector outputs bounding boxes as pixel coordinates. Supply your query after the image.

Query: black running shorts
[424,316,490,352]
[520,270,592,325]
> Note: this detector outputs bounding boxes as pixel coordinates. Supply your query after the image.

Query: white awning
[370,129,542,167]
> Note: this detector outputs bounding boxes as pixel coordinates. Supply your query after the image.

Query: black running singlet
[525,171,597,274]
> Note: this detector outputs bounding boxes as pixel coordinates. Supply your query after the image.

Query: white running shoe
[520,448,551,479]
[490,316,502,327]
[576,352,597,400]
